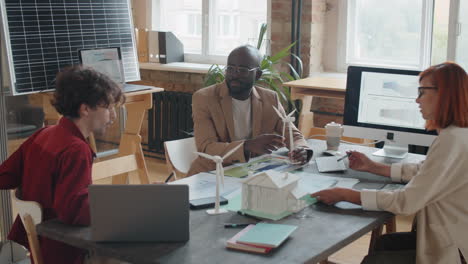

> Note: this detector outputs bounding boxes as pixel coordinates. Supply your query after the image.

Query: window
[344,0,468,71]
[448,0,468,71]
[151,0,269,64]
[347,0,433,70]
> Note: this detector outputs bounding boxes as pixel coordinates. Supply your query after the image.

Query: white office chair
[164,137,197,181]
[12,189,44,264]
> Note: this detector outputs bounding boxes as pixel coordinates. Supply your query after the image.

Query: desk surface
[37,140,425,264]
[284,76,346,92]
[124,87,164,97]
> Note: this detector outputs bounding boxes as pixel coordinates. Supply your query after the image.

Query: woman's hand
[347,151,391,177]
[347,151,375,172]
[311,187,361,205]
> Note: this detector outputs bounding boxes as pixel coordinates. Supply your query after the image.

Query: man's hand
[289,147,312,165]
[244,134,285,155]
[311,188,361,205]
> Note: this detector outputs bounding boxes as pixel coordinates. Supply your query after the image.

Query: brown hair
[419,62,468,130]
[52,65,124,118]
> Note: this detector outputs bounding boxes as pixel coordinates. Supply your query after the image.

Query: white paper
[170,173,243,200]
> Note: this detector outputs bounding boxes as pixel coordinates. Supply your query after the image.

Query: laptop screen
[78,47,124,84]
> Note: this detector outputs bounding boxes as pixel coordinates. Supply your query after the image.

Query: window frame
[328,0,465,73]
[345,0,434,71]
[149,0,271,65]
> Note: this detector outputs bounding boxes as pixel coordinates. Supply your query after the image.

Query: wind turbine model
[272,105,296,152]
[195,142,243,215]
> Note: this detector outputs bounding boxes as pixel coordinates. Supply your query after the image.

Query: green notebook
[236,222,297,248]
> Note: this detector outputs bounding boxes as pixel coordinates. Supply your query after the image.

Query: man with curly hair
[0,65,124,264]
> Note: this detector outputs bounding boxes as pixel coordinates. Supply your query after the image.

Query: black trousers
[361,232,416,264]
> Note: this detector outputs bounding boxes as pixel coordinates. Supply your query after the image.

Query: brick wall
[309,1,344,127]
[139,70,206,93]
[310,0,326,73]
[271,0,342,128]
[270,0,312,76]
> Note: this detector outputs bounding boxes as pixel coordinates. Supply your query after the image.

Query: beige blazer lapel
[219,82,236,140]
[251,86,263,137]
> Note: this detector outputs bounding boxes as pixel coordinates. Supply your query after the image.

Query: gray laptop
[78,47,154,93]
[89,184,189,242]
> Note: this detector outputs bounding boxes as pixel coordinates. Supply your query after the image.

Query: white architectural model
[241,170,307,219]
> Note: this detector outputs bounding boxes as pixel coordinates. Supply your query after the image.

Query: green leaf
[257,23,268,50]
[290,53,303,78]
[285,63,300,80]
[269,42,296,63]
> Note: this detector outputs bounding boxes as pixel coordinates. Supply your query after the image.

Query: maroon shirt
[0,117,94,264]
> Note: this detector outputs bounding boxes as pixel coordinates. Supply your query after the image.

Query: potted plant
[204,23,303,113]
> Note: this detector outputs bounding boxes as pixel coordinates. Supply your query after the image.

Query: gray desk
[36,140,426,264]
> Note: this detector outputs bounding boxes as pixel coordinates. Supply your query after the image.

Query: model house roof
[244,170,300,189]
[290,186,308,199]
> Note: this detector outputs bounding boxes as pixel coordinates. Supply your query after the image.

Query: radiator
[148,91,194,154]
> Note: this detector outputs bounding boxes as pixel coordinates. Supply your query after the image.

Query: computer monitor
[78,47,124,84]
[343,66,437,158]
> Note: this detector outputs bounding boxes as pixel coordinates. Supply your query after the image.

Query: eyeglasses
[417,86,437,98]
[225,65,259,77]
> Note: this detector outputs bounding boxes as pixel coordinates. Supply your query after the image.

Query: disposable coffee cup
[325,122,344,151]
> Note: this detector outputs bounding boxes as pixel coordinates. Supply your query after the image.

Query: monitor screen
[343,66,436,149]
[357,71,425,130]
[78,47,124,84]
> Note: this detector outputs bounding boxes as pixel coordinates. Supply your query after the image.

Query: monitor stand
[372,141,408,159]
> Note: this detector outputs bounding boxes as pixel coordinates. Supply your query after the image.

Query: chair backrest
[12,189,44,264]
[91,154,139,182]
[164,137,197,179]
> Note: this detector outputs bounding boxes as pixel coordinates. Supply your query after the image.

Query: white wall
[322,0,346,73]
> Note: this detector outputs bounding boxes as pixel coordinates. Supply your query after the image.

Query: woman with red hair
[312,62,468,264]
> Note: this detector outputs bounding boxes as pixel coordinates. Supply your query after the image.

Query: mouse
[322,150,341,156]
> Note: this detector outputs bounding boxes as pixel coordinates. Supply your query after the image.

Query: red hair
[419,62,468,130]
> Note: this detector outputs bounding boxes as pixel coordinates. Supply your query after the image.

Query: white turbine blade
[287,109,297,117]
[194,152,216,161]
[272,105,285,119]
[222,143,243,160]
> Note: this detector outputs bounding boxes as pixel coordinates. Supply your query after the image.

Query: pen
[224,223,253,228]
[337,152,351,162]
[164,172,174,183]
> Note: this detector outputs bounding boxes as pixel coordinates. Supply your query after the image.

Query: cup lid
[325,122,342,128]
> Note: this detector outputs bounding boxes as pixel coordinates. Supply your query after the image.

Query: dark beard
[226,79,254,96]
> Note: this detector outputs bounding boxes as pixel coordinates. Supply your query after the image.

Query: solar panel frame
[0,0,140,95]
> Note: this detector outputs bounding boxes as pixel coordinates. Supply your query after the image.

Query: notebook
[315,156,346,173]
[236,222,297,248]
[89,184,189,242]
[226,224,272,254]
[78,47,154,93]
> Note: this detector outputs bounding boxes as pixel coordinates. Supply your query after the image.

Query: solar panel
[0,0,139,95]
